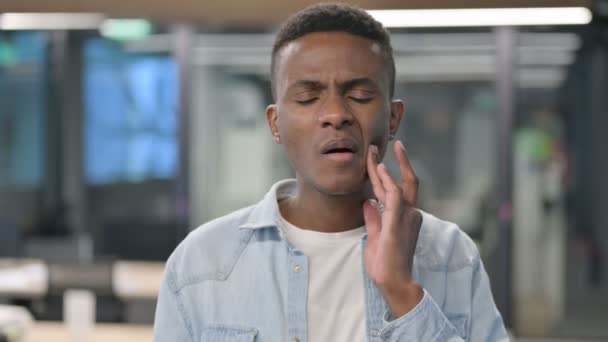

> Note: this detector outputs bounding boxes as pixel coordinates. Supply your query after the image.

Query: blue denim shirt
[153,179,509,341]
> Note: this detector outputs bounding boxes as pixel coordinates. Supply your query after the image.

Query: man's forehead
[278,31,382,62]
[276,32,384,78]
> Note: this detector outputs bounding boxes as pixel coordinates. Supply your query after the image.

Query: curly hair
[271,3,395,99]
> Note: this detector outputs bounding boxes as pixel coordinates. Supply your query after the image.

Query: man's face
[267,32,404,196]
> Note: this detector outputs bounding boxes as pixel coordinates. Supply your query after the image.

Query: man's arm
[153,264,193,342]
[365,141,509,341]
[380,257,509,341]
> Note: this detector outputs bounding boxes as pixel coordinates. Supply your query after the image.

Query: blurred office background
[0,0,607,340]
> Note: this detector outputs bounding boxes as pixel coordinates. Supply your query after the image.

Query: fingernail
[368,199,378,207]
[369,145,378,155]
[398,140,405,151]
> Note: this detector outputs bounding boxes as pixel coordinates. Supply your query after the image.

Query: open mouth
[321,139,358,162]
[323,147,355,154]
[323,149,356,162]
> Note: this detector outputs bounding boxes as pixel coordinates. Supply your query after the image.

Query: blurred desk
[0,259,164,299]
[26,322,153,342]
[0,259,47,298]
[112,261,165,299]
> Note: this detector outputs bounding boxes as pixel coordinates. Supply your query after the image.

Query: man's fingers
[376,163,403,211]
[367,145,385,203]
[393,140,418,206]
[363,199,382,243]
[376,163,406,235]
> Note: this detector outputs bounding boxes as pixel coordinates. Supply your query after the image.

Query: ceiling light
[367,7,592,28]
[0,13,104,30]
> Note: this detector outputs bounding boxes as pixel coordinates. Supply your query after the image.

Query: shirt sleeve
[379,258,510,341]
[152,264,194,342]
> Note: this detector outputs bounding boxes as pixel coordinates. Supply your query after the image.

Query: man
[153,3,508,341]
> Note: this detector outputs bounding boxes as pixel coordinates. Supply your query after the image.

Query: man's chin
[315,175,367,197]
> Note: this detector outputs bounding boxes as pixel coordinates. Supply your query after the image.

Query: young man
[153,3,508,341]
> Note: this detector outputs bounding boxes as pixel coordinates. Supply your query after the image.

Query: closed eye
[295,98,318,105]
[346,88,375,104]
[348,96,373,104]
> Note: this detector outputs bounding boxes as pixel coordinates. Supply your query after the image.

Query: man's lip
[320,138,359,154]
[323,151,356,162]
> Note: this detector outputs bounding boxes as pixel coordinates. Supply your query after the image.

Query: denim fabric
[153,179,509,342]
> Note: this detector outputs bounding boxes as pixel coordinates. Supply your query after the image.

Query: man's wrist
[381,281,424,319]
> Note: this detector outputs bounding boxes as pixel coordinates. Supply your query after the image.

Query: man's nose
[318,95,354,129]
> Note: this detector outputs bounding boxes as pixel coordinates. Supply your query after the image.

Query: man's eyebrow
[286,78,379,93]
[288,80,324,92]
[340,78,378,91]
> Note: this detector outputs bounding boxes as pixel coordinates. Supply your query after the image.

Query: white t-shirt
[278,213,367,342]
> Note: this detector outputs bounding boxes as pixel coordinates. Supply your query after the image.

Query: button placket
[287,252,308,342]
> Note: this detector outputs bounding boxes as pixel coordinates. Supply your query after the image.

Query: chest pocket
[200,324,258,342]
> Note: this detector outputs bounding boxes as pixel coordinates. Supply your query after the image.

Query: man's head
[270,3,395,99]
[267,3,404,197]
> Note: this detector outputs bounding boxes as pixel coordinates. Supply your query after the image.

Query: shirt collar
[238,178,428,258]
[238,179,297,230]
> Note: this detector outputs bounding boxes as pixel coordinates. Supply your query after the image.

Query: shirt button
[292,264,301,273]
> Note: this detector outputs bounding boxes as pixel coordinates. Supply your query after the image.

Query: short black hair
[271,3,395,99]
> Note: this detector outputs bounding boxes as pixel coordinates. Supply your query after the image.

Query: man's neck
[278,180,368,233]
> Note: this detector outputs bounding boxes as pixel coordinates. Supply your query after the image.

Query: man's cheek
[367,129,387,153]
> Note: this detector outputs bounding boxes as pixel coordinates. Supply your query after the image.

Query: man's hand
[364,140,424,318]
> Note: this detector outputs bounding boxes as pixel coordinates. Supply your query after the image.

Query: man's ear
[389,100,405,135]
[266,104,281,144]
